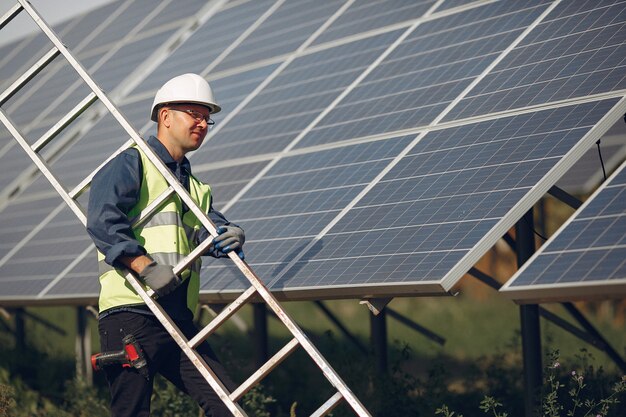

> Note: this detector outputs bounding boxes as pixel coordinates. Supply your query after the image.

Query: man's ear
[159,107,171,128]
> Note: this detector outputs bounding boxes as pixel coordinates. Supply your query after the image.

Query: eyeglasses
[168,108,215,127]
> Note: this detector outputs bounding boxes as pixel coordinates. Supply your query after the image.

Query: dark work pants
[98,312,235,417]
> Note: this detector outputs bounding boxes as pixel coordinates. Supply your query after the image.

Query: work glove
[138,261,181,297]
[212,225,245,259]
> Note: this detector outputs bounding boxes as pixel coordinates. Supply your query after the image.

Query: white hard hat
[150,73,221,122]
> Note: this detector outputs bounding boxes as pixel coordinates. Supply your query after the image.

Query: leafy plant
[242,384,276,417]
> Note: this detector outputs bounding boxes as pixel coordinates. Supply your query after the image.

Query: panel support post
[14,307,25,352]
[516,209,541,417]
[75,306,92,384]
[253,303,268,368]
[369,308,387,374]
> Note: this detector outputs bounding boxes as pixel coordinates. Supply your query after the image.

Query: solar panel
[446,1,626,121]
[296,0,553,149]
[501,160,626,303]
[212,0,345,72]
[311,0,436,45]
[193,30,404,164]
[197,98,623,298]
[127,0,276,96]
[1,0,625,306]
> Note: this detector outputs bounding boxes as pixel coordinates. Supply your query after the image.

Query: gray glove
[138,261,181,297]
[212,225,245,258]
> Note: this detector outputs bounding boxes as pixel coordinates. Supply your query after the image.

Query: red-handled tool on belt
[91,334,149,379]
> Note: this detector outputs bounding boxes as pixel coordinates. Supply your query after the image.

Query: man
[87,73,244,417]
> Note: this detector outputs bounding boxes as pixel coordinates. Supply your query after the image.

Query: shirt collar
[148,135,191,173]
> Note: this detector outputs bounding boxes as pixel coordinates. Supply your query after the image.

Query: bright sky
[0,0,114,46]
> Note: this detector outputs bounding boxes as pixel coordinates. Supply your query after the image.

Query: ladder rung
[0,47,60,106]
[311,392,343,417]
[0,3,22,31]
[68,138,134,199]
[32,92,98,152]
[189,286,257,349]
[230,337,300,402]
[130,186,175,227]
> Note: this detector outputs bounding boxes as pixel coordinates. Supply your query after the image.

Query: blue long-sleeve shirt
[87,136,234,319]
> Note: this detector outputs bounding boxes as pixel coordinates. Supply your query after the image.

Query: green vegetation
[0,294,624,416]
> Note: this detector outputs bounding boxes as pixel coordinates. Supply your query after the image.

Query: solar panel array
[0,0,624,306]
[501,160,626,302]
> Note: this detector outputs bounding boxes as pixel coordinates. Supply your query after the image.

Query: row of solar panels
[0,0,624,306]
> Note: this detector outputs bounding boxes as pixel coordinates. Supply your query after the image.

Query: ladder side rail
[0,109,86,224]
[229,253,371,416]
[16,0,228,240]
[19,2,370,414]
[1,106,245,414]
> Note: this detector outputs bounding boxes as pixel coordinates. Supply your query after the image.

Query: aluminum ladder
[0,1,371,416]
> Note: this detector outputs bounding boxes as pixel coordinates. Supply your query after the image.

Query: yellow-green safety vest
[97,146,211,315]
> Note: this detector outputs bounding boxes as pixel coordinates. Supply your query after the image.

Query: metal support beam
[253,303,268,368]
[386,307,446,346]
[314,301,367,354]
[502,232,516,252]
[562,303,626,372]
[22,309,66,335]
[75,306,92,384]
[14,307,25,352]
[470,268,623,369]
[548,185,583,209]
[516,210,541,417]
[369,308,387,374]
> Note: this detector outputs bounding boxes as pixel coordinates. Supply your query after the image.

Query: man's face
[165,103,211,154]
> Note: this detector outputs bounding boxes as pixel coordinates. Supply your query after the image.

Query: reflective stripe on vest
[97,146,211,314]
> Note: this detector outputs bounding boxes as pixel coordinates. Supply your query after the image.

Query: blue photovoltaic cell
[438,0,485,11]
[4,55,101,132]
[80,0,162,51]
[260,99,619,292]
[46,29,177,123]
[196,161,271,210]
[447,1,626,121]
[213,0,344,72]
[208,64,279,122]
[146,0,205,29]
[128,0,275,96]
[0,129,34,191]
[311,0,435,45]
[0,205,89,298]
[57,1,124,51]
[200,135,414,292]
[506,162,626,292]
[0,33,50,92]
[192,30,402,165]
[0,195,64,255]
[296,0,551,149]
[47,110,145,192]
